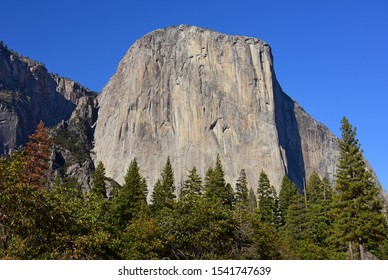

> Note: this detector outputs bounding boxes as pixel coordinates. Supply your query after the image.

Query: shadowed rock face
[93,25,339,192]
[0,42,96,154]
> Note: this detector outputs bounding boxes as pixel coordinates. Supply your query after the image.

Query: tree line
[0,118,387,259]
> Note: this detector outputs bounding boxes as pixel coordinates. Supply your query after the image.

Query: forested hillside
[0,118,387,260]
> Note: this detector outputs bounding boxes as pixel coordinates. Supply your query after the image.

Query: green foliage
[0,161,114,260]
[282,191,306,241]
[204,154,234,208]
[232,201,291,259]
[0,151,26,187]
[305,171,323,204]
[279,171,339,259]
[119,210,166,259]
[2,118,387,260]
[111,158,148,229]
[52,123,90,165]
[1,182,53,259]
[91,161,107,198]
[235,169,249,206]
[278,176,299,226]
[322,177,333,203]
[247,188,257,215]
[164,196,236,259]
[43,182,113,259]
[256,171,276,225]
[332,117,386,259]
[151,156,176,211]
[181,166,203,198]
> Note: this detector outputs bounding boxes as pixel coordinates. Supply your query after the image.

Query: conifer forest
[0,118,387,260]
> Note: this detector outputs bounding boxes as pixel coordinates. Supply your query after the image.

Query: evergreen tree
[282,178,338,259]
[204,154,234,208]
[91,161,107,198]
[152,156,176,211]
[235,169,249,206]
[20,121,52,189]
[111,158,148,229]
[256,171,276,225]
[332,117,386,259]
[278,176,299,226]
[181,166,202,198]
[204,155,226,200]
[167,196,237,259]
[281,190,309,252]
[278,173,337,259]
[225,183,235,208]
[322,177,333,203]
[305,171,323,205]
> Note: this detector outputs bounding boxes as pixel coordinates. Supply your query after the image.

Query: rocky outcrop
[50,95,99,192]
[0,41,96,155]
[93,25,339,192]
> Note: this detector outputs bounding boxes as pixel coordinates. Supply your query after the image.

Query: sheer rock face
[94,25,339,192]
[0,42,96,154]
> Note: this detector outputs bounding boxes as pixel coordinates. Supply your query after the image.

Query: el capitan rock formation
[93,25,339,192]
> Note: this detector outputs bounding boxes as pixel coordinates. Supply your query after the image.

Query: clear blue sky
[1,0,387,190]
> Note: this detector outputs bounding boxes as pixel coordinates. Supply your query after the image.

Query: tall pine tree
[181,166,203,198]
[278,176,299,226]
[111,158,148,229]
[305,171,323,205]
[91,161,107,198]
[332,117,386,259]
[152,156,176,211]
[256,171,276,225]
[235,169,249,206]
[204,154,234,208]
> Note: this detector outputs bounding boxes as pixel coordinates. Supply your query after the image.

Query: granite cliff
[93,25,339,192]
[0,41,96,155]
[0,26,384,195]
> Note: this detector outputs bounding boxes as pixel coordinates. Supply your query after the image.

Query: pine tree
[21,121,52,189]
[181,166,202,198]
[235,169,249,206]
[111,158,148,228]
[204,154,234,208]
[256,171,276,225]
[278,176,299,226]
[152,156,176,211]
[91,161,107,198]
[302,172,336,258]
[305,171,323,205]
[332,117,386,259]
[225,183,235,208]
[322,177,333,203]
[282,190,307,240]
